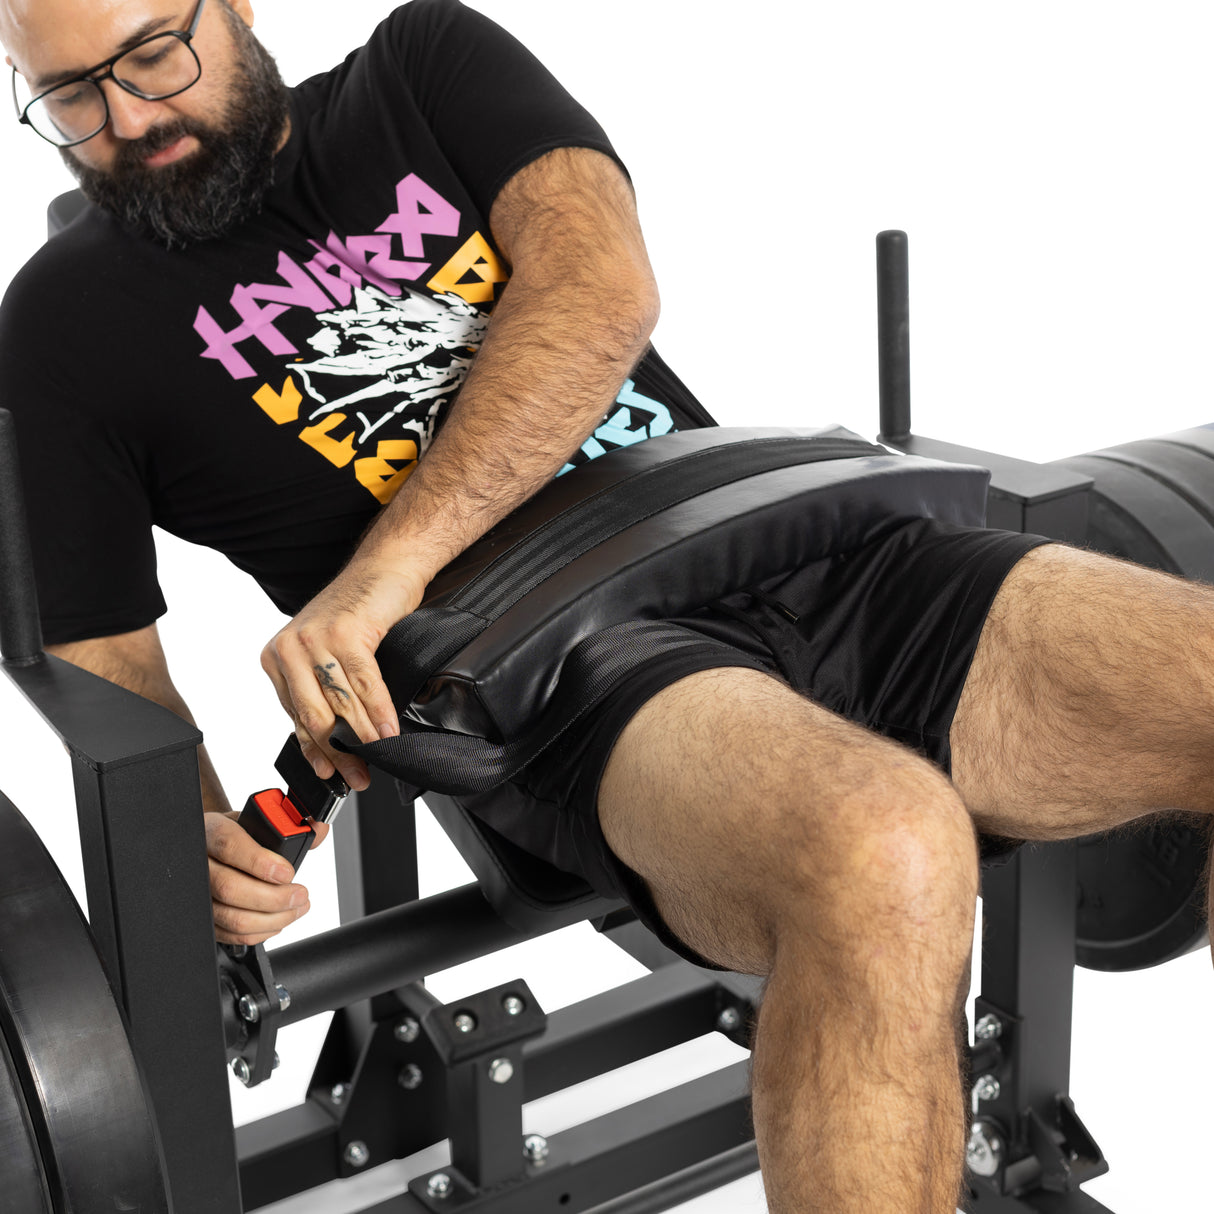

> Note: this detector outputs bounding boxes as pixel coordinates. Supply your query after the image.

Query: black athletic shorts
[455,519,1053,967]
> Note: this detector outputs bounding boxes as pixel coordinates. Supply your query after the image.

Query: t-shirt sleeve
[389,0,626,221]
[0,259,166,646]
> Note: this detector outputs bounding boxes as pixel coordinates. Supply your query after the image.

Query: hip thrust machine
[0,228,1209,1213]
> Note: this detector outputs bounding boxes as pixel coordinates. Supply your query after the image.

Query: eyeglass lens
[19,34,200,146]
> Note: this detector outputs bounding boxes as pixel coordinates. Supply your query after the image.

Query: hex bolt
[394,1016,421,1044]
[523,1133,550,1164]
[231,1057,251,1086]
[238,995,260,1024]
[974,1014,1003,1041]
[398,1063,424,1091]
[344,1141,370,1169]
[502,994,526,1016]
[426,1173,453,1199]
[972,1074,1001,1103]
[275,984,291,1012]
[716,1007,742,1033]
[966,1122,1004,1178]
[488,1057,514,1085]
[453,1012,477,1034]
[330,1083,348,1105]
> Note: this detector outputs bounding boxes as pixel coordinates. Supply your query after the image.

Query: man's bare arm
[260,147,662,784]
[47,624,313,945]
[47,624,233,814]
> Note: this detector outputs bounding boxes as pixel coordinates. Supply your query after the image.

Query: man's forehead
[1,0,183,86]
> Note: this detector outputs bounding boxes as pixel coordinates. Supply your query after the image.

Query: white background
[2,2,1213,1210]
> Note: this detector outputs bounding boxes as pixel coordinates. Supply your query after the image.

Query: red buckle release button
[251,789,312,838]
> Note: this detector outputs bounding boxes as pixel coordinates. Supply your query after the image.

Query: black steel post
[334,771,420,922]
[4,655,242,1214]
[980,843,1079,1128]
[876,230,912,442]
[332,769,421,1028]
[0,408,44,664]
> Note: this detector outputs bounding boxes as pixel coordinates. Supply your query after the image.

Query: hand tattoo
[314,662,350,702]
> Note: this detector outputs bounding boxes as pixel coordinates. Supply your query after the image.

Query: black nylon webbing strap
[335,620,767,795]
[375,435,881,699]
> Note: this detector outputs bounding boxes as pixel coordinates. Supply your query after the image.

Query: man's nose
[98,80,165,142]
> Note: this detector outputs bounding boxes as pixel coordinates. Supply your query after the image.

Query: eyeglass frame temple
[12,0,207,139]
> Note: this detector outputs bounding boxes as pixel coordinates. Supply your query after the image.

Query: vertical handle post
[0,408,44,665]
[876,230,912,442]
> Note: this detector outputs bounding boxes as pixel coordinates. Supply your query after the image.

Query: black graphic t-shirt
[0,0,713,645]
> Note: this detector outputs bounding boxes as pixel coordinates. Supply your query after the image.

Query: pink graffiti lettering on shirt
[193,173,462,380]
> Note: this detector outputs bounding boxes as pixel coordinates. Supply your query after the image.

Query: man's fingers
[339,649,400,740]
[263,630,386,787]
[212,895,311,946]
[206,810,295,884]
[208,856,307,916]
[205,812,311,945]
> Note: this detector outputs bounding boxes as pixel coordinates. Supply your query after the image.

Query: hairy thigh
[598,667,979,975]
[951,543,1214,838]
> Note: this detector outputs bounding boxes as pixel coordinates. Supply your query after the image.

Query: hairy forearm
[348,148,660,583]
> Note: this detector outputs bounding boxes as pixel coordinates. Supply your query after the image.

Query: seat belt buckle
[236,736,351,874]
[272,733,351,827]
[237,788,317,872]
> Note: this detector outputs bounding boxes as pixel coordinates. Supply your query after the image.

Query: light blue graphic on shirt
[558,378,676,475]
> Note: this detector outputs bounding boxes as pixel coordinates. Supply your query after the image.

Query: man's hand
[260,560,423,790]
[206,811,330,946]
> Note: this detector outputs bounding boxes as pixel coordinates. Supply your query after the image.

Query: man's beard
[61,13,290,249]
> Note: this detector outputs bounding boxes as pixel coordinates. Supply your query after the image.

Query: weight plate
[0,788,168,1213]
[0,1022,52,1214]
[1075,815,1210,972]
[1150,424,1214,461]
[1052,453,1208,574]
[1081,440,1214,581]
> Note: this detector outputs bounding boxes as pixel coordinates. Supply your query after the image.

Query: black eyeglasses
[12,0,208,148]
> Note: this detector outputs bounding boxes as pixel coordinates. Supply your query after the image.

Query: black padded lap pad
[341,426,988,925]
[423,792,623,932]
[404,428,989,740]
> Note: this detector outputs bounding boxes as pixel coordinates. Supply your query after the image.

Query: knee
[768,762,979,973]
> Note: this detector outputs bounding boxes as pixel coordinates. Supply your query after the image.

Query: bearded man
[2,2,1213,1211]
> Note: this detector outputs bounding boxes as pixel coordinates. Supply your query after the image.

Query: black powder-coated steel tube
[0,409,44,665]
[245,884,535,1034]
[876,230,912,442]
[583,1144,761,1214]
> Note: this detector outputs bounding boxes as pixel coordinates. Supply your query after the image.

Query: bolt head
[973,1074,1001,1103]
[231,1057,251,1085]
[275,984,291,1012]
[330,1083,347,1105]
[394,1016,421,1044]
[272,1052,280,1071]
[453,1012,477,1034]
[502,994,526,1016]
[716,1007,743,1033]
[967,1122,1004,1178]
[974,1013,1003,1041]
[523,1133,550,1163]
[344,1140,370,1169]
[426,1172,453,1199]
[488,1057,514,1085]
[398,1063,424,1091]
[238,994,260,1023]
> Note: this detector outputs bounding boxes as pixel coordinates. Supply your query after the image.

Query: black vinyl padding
[351,428,990,925]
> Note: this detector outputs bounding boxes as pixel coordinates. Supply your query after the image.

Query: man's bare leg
[599,668,981,1214]
[949,543,1214,922]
